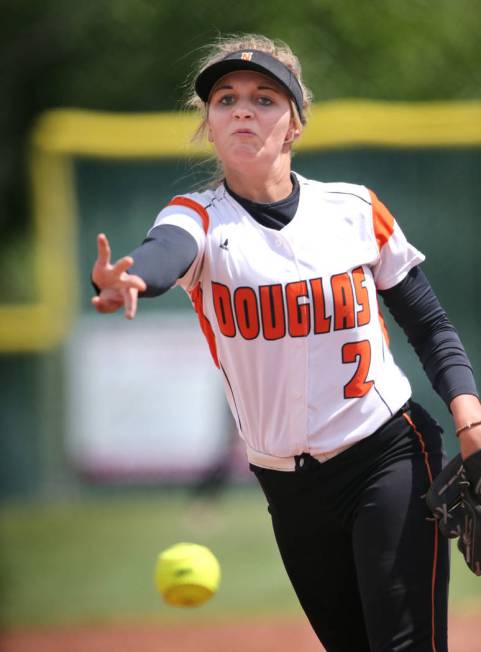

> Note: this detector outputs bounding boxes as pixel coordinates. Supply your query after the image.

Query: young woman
[91,34,481,652]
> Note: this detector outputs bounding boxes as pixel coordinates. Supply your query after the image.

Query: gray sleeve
[379,266,479,407]
[129,224,198,297]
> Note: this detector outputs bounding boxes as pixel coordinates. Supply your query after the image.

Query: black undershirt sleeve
[128,224,198,297]
[378,266,479,408]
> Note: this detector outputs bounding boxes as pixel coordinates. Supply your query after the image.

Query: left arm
[449,394,481,460]
[379,265,481,460]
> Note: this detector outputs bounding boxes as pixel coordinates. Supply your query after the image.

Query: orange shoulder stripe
[168,196,210,234]
[368,189,395,251]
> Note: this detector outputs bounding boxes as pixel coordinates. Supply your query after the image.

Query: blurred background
[1,1,480,649]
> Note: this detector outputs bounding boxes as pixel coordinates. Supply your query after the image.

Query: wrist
[458,424,481,460]
[450,394,481,431]
[455,419,481,438]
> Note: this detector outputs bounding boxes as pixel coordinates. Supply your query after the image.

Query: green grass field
[1,487,479,628]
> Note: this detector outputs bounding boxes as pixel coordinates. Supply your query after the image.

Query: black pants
[251,402,449,652]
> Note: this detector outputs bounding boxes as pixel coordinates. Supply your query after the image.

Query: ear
[284,125,301,144]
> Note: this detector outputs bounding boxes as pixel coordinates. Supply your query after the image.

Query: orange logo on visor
[241,52,253,61]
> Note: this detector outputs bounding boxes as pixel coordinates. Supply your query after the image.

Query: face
[206,70,300,169]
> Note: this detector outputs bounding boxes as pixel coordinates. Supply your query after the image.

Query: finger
[92,296,113,313]
[111,268,146,292]
[121,273,147,292]
[112,256,134,276]
[92,295,112,313]
[91,295,123,313]
[96,233,112,266]
[123,287,138,320]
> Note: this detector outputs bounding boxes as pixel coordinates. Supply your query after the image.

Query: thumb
[123,287,139,320]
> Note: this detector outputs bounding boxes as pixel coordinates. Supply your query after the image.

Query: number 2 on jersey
[342,340,374,398]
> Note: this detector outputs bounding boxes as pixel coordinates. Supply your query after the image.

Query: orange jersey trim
[377,308,390,348]
[168,196,220,369]
[189,283,220,368]
[403,412,438,652]
[168,196,210,233]
[369,189,395,251]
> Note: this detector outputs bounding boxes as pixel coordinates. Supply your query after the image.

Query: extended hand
[91,233,147,319]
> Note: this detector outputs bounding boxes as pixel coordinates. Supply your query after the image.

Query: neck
[223,158,293,203]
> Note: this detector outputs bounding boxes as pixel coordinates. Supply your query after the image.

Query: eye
[258,96,274,106]
[219,94,235,106]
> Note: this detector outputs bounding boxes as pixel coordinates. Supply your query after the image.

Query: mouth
[232,129,256,136]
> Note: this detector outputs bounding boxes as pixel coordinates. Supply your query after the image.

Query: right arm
[91,225,198,319]
[127,224,198,296]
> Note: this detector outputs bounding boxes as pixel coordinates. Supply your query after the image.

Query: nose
[233,104,253,119]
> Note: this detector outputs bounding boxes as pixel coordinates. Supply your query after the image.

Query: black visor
[194,49,305,124]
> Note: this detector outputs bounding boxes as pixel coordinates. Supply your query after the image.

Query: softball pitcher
[91,34,481,651]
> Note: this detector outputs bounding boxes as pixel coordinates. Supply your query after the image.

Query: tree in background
[1,0,481,294]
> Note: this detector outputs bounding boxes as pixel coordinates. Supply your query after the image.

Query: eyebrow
[212,83,280,93]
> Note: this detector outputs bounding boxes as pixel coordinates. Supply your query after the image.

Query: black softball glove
[426,449,481,576]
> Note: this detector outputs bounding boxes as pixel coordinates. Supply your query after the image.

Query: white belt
[246,441,355,472]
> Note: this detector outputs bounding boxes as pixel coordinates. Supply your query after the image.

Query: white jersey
[150,173,425,468]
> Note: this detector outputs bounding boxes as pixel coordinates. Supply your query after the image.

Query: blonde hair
[184,34,312,180]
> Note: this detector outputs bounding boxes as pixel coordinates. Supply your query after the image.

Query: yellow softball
[154,542,221,607]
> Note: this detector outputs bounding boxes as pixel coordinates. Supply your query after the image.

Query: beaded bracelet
[456,419,481,437]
